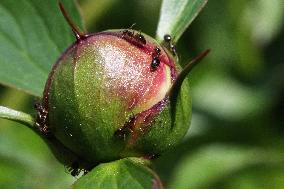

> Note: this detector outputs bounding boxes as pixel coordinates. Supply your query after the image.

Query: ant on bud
[122,29,134,38]
[151,47,161,70]
[163,34,177,56]
[151,57,160,70]
[122,23,135,39]
[134,31,146,45]
[154,47,161,56]
[121,24,146,47]
[34,102,50,136]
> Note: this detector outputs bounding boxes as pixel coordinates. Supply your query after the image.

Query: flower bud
[42,30,191,166]
[36,3,209,171]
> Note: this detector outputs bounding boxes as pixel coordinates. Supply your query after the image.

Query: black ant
[34,102,50,136]
[115,115,135,140]
[122,23,135,41]
[164,34,172,42]
[151,57,160,70]
[163,34,177,56]
[153,47,161,55]
[122,29,134,38]
[122,29,146,47]
[121,24,146,47]
[151,47,161,70]
[134,32,146,45]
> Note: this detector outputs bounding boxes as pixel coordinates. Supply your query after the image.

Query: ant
[134,32,146,45]
[122,23,135,41]
[163,34,177,56]
[115,115,135,140]
[153,46,161,55]
[151,57,160,70]
[121,24,146,47]
[34,102,50,136]
[151,47,161,70]
[122,29,134,38]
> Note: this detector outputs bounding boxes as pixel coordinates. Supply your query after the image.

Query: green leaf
[73,158,164,189]
[0,88,75,188]
[156,0,208,43]
[167,144,284,189]
[0,0,84,97]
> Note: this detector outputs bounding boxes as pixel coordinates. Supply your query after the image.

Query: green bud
[42,30,190,165]
[35,3,209,172]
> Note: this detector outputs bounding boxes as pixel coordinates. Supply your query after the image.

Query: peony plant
[0,0,209,188]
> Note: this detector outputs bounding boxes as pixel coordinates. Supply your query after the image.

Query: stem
[0,106,84,168]
[0,106,36,130]
[58,1,86,41]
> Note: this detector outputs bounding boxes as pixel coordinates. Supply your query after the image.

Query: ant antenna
[129,23,136,29]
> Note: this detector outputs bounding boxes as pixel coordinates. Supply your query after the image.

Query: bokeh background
[1,0,284,188]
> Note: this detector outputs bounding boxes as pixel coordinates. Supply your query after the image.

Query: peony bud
[43,29,190,162]
[36,3,209,172]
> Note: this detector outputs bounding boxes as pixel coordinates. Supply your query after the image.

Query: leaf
[0,0,84,97]
[169,49,209,127]
[156,0,208,43]
[0,88,75,188]
[73,158,164,189]
[167,144,284,189]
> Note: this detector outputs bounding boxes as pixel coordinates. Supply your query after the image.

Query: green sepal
[73,158,164,189]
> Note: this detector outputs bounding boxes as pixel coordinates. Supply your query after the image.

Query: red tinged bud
[42,30,191,165]
[35,3,209,172]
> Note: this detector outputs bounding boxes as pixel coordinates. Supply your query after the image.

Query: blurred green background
[1,0,284,188]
